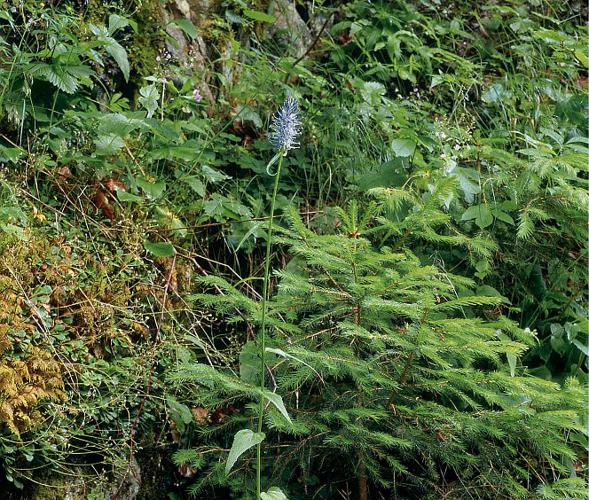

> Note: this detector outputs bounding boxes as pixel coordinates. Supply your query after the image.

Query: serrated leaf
[144,241,175,257]
[139,84,160,118]
[225,429,265,474]
[202,165,231,183]
[243,9,276,23]
[102,37,130,82]
[182,176,206,196]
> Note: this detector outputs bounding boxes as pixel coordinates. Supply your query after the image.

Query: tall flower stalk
[256,96,301,500]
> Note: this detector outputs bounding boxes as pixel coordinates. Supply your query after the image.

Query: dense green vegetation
[0,1,587,498]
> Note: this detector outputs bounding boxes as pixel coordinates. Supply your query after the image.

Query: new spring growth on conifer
[269,95,301,155]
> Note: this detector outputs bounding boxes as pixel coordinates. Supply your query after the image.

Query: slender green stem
[256,153,284,500]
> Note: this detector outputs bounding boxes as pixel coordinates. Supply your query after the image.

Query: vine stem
[256,153,284,500]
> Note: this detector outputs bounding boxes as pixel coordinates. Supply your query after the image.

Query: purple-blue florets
[269,96,302,154]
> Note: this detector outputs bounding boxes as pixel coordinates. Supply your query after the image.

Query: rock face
[269,0,313,57]
[159,0,217,103]
[109,455,142,500]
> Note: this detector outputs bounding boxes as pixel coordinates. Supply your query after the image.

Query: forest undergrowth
[0,0,587,498]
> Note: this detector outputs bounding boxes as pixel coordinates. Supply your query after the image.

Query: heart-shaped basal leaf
[225,429,265,474]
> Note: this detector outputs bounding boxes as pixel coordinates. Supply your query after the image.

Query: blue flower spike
[269,95,302,156]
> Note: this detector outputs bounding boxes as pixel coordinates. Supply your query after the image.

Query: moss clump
[126,0,166,80]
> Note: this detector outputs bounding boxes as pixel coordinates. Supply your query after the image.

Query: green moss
[127,0,166,80]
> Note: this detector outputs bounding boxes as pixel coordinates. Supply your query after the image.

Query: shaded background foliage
[0,0,587,498]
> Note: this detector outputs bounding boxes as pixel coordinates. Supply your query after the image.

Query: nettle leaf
[453,167,481,202]
[139,84,160,118]
[35,64,92,94]
[261,487,288,500]
[182,176,206,197]
[225,429,265,474]
[98,113,143,137]
[144,241,176,257]
[391,139,416,158]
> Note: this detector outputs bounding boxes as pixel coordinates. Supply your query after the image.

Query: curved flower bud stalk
[269,96,302,155]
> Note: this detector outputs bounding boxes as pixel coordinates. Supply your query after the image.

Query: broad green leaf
[263,391,292,424]
[117,191,143,203]
[171,19,198,40]
[239,341,259,384]
[482,83,512,104]
[492,209,514,225]
[155,206,187,238]
[102,37,130,82]
[235,105,263,128]
[144,241,175,257]
[225,429,265,474]
[108,14,130,34]
[572,340,589,356]
[391,139,416,157]
[243,9,276,23]
[0,146,23,164]
[574,49,589,68]
[507,353,517,377]
[202,165,231,183]
[261,487,288,500]
[136,177,166,199]
[462,204,493,229]
[182,176,206,196]
[167,396,192,433]
[94,134,125,155]
[266,347,321,378]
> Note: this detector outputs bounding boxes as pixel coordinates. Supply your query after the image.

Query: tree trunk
[358,460,368,500]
